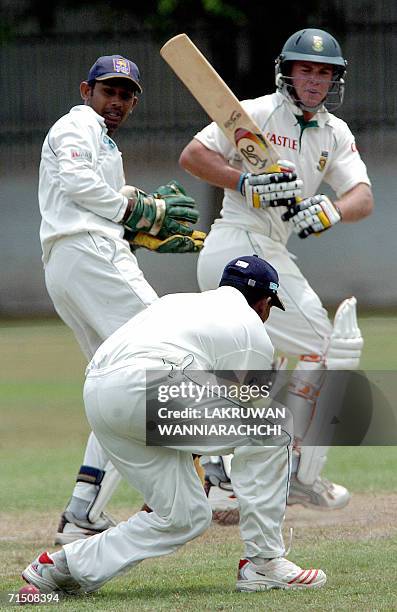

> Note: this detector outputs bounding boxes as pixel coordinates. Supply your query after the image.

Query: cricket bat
[160,33,280,174]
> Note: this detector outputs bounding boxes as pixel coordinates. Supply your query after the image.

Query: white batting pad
[327,297,363,369]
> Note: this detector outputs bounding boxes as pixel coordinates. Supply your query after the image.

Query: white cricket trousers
[197,225,332,357]
[64,364,290,590]
[44,232,158,499]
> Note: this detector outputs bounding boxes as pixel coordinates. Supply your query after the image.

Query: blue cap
[220,254,285,310]
[87,55,142,93]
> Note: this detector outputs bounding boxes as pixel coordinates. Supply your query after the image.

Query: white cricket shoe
[22,551,83,595]
[236,557,326,591]
[287,475,351,510]
[54,510,116,545]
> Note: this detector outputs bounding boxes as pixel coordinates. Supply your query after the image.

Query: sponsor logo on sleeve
[71,149,93,161]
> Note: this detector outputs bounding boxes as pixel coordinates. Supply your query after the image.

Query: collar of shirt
[70,104,107,131]
[274,91,331,128]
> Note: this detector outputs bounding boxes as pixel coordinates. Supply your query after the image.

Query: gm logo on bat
[224,110,242,129]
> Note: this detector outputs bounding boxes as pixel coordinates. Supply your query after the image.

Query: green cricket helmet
[275,28,347,112]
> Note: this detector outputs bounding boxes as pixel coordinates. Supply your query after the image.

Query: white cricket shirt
[89,286,274,372]
[194,91,371,244]
[39,105,129,262]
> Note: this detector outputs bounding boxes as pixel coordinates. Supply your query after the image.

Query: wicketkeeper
[38,53,205,544]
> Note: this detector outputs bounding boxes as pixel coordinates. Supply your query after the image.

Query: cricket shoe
[287,475,351,510]
[54,510,116,545]
[236,557,326,591]
[22,551,83,595]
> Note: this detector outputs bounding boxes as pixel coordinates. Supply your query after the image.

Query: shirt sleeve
[323,120,371,198]
[214,318,274,372]
[49,114,128,222]
[194,120,236,159]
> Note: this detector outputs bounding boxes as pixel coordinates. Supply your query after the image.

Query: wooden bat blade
[160,33,279,173]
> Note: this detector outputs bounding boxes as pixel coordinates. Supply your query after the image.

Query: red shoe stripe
[299,570,313,584]
[305,569,319,584]
[38,552,54,565]
[238,559,249,570]
[288,569,307,584]
[300,570,314,584]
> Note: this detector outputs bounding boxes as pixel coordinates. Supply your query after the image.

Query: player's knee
[165,490,211,535]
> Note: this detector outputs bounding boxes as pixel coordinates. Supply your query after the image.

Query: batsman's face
[290,61,334,109]
[80,79,138,135]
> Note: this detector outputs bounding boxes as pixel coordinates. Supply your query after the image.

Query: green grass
[359,315,397,369]
[1,317,397,610]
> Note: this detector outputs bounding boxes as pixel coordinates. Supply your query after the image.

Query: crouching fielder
[22,255,326,594]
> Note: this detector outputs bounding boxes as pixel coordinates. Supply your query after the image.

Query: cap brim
[95,74,142,92]
[271,294,286,311]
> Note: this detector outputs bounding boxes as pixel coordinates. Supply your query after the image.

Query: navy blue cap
[87,55,142,93]
[220,254,285,310]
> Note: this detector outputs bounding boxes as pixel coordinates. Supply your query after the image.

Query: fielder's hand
[238,160,303,209]
[282,194,341,239]
[122,180,199,238]
[126,229,206,253]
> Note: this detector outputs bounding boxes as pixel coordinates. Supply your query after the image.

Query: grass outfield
[1,316,397,610]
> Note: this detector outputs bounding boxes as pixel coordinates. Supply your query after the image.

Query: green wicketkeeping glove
[127,229,206,253]
[122,180,199,238]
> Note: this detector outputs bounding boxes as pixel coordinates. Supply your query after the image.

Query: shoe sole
[287,495,350,510]
[22,565,57,594]
[236,575,327,591]
[54,524,111,545]
[22,565,84,596]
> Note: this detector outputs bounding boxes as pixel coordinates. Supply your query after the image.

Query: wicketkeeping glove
[281,194,341,239]
[126,229,206,253]
[238,160,303,209]
[122,180,199,238]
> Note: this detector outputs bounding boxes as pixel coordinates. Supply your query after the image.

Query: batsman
[180,28,374,518]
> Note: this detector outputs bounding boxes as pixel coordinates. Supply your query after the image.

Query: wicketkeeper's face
[80,78,138,135]
[290,61,334,110]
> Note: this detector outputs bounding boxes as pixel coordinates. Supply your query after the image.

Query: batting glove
[238,160,303,209]
[122,181,199,238]
[282,194,342,239]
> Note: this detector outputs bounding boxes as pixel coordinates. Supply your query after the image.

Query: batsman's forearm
[335,183,373,222]
[179,139,241,191]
